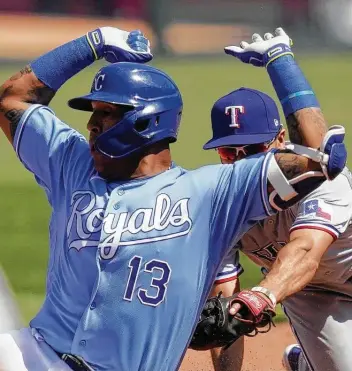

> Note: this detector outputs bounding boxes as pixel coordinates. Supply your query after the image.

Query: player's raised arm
[0,27,152,144]
[225,27,326,148]
[265,28,327,147]
[224,28,346,210]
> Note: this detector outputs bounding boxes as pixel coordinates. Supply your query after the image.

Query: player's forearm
[273,152,321,184]
[285,107,327,148]
[265,152,326,208]
[267,55,327,148]
[258,238,318,302]
[29,31,100,93]
[267,124,346,211]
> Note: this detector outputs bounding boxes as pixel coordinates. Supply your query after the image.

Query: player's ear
[277,129,286,149]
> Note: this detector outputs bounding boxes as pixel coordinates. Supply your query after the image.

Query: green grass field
[1,54,352,324]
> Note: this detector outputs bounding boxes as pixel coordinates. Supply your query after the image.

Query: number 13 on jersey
[124,255,172,306]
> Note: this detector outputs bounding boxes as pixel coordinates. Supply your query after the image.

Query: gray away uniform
[216,168,352,371]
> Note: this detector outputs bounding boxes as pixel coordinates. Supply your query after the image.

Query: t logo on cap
[225,105,245,128]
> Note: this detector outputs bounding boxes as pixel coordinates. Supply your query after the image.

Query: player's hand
[228,290,276,330]
[87,27,152,64]
[228,291,271,316]
[224,27,293,67]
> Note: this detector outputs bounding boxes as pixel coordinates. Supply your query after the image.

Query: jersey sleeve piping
[214,264,244,284]
[290,222,339,240]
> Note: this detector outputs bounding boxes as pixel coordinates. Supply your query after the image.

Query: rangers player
[0,26,346,371]
[197,32,352,371]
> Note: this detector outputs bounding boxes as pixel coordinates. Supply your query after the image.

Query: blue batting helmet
[203,87,282,149]
[68,62,183,158]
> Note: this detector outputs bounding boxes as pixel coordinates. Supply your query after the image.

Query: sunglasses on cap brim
[216,134,279,162]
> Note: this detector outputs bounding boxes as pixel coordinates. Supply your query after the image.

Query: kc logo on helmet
[94,74,105,91]
[225,106,244,128]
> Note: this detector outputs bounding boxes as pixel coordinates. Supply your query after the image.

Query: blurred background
[0,0,351,327]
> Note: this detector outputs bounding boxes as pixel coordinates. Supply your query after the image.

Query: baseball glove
[189,290,276,350]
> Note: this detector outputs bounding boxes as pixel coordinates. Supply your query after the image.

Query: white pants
[0,328,72,371]
[283,288,352,371]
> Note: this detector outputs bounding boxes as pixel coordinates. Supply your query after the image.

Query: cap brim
[68,93,134,112]
[203,133,278,149]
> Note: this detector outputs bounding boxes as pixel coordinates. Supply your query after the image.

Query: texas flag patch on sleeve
[303,199,332,221]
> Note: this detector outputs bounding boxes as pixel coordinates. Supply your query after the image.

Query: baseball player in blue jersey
[190,30,352,371]
[0,26,347,371]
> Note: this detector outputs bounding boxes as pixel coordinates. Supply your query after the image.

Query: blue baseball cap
[203,87,282,149]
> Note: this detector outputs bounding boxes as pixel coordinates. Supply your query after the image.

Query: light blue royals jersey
[13,104,274,371]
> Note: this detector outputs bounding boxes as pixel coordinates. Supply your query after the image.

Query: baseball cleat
[282,344,301,371]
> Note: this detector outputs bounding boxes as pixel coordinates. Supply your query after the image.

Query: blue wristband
[86,29,104,60]
[30,29,104,91]
[267,55,320,117]
[263,43,294,67]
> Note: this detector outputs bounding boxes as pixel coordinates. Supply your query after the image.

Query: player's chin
[91,152,110,177]
[92,153,124,181]
[90,150,137,181]
[94,163,115,181]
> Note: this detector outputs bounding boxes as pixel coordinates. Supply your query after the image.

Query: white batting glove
[224,27,293,67]
[87,27,153,64]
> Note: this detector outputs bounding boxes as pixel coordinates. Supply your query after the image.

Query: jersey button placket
[90,301,96,310]
[79,340,86,347]
[117,190,125,196]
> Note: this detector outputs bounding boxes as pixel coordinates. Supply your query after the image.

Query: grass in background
[1,54,352,324]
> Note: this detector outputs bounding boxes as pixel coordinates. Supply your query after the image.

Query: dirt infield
[180,322,296,371]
